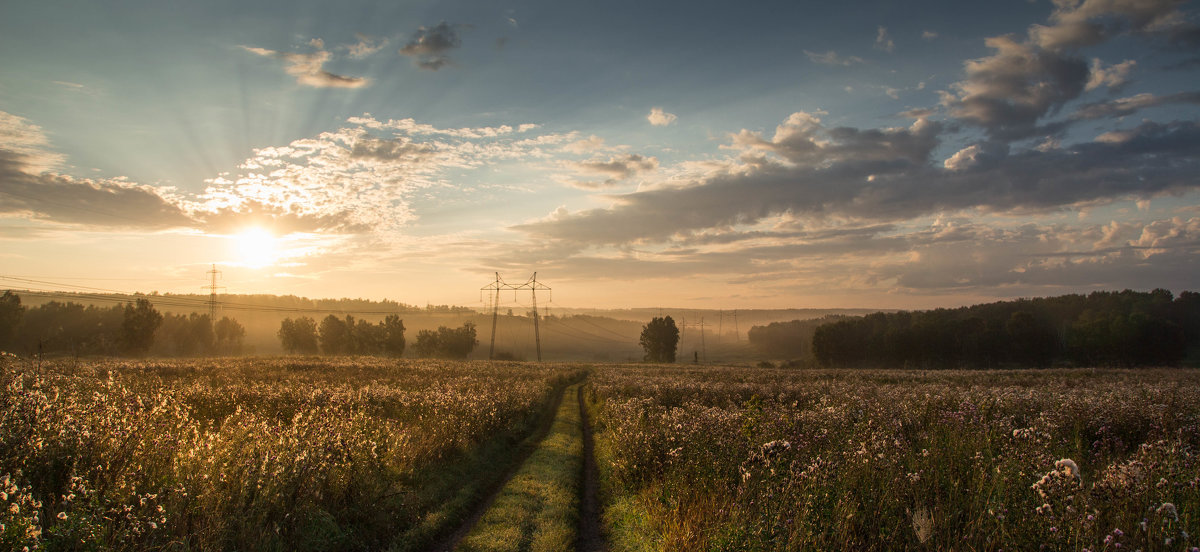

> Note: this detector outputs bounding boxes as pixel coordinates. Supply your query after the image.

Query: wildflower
[1157,502,1178,521]
[57,511,68,520]
[1055,458,1080,480]
[8,503,17,514]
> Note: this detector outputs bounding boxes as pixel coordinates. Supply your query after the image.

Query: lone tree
[640,316,679,363]
[121,298,163,355]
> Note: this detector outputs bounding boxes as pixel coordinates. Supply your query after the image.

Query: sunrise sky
[1,0,1199,309]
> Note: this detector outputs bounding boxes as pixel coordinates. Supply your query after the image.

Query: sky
[1,0,1199,310]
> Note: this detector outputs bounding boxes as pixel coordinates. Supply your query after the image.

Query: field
[2,358,1199,551]
[0,357,583,551]
[587,366,1200,551]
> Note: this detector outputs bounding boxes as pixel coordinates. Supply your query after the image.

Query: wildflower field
[0,357,583,551]
[586,366,1200,551]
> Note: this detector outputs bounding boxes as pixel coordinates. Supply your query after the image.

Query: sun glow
[233,228,279,268]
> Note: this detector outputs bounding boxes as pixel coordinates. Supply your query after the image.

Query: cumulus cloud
[941,35,1088,140]
[922,30,938,40]
[513,113,1200,246]
[242,43,369,88]
[647,107,677,126]
[399,22,464,70]
[804,50,864,66]
[942,1,1199,140]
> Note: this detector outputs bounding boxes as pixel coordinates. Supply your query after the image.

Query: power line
[1,275,413,316]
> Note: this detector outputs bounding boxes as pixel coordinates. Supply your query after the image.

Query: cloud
[647,107,677,126]
[1086,58,1136,91]
[343,33,388,58]
[242,43,369,88]
[1072,91,1200,120]
[399,22,464,70]
[513,113,1200,246]
[1031,0,1192,51]
[804,50,864,66]
[0,152,193,229]
[0,111,64,174]
[943,141,1010,171]
[560,154,658,189]
[941,34,1089,140]
[876,26,895,52]
[941,1,1199,141]
[922,30,938,40]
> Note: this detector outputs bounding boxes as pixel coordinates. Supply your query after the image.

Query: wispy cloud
[559,154,658,189]
[241,41,369,88]
[343,33,388,59]
[875,26,895,53]
[804,50,864,66]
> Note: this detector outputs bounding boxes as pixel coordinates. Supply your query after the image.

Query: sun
[234,228,278,268]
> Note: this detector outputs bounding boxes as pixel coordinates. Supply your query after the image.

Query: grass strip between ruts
[456,383,584,552]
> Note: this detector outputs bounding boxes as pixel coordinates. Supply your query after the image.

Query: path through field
[439,380,609,552]
[431,384,569,552]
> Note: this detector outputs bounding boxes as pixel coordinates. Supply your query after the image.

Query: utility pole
[699,316,707,363]
[202,264,224,320]
[530,272,542,362]
[482,273,503,360]
[733,310,740,342]
[718,310,723,345]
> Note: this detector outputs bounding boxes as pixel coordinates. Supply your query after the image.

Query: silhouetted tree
[639,316,679,363]
[214,316,246,354]
[382,315,406,357]
[121,298,162,356]
[318,314,352,355]
[278,317,319,354]
[0,291,23,351]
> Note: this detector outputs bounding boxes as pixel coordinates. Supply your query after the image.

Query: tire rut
[577,384,608,552]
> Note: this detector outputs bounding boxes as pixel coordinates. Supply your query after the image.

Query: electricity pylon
[479,272,551,361]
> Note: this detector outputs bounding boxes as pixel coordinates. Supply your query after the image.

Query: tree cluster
[152,313,245,356]
[0,293,247,358]
[639,316,679,363]
[811,289,1199,368]
[277,314,406,356]
[413,323,478,359]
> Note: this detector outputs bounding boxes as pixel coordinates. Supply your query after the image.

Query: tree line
[802,290,1199,368]
[277,315,478,358]
[0,292,244,357]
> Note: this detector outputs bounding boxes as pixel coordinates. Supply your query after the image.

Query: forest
[803,289,1200,368]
